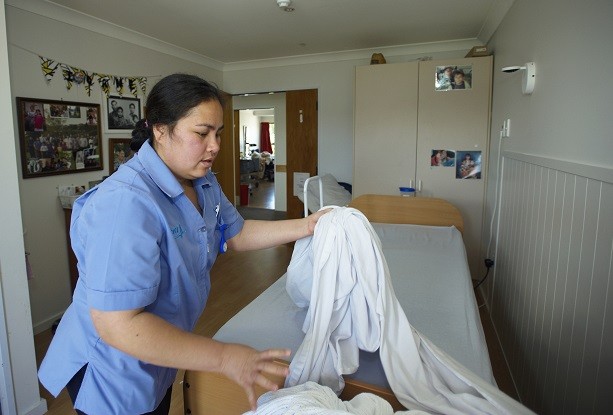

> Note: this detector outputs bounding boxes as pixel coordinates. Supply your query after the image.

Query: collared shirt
[38,140,244,414]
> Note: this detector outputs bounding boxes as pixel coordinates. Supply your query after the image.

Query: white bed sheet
[213,223,494,388]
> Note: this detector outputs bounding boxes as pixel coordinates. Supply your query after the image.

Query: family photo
[106,96,141,130]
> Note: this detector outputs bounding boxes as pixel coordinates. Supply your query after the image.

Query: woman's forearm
[91,308,225,372]
[227,218,311,251]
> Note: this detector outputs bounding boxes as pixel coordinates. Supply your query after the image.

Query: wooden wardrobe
[353,56,493,277]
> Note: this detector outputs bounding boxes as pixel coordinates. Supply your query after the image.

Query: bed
[183,194,516,413]
[240,158,265,188]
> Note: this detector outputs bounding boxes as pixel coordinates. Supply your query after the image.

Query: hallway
[238,179,287,221]
[246,179,275,209]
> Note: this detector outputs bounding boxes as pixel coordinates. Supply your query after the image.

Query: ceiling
[36,0,510,64]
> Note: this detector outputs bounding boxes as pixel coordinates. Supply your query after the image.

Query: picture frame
[105,95,141,131]
[108,138,134,174]
[16,97,103,179]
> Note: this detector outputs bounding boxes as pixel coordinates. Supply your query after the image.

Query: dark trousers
[66,365,172,415]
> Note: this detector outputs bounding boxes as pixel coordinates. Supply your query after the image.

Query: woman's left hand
[219,343,291,410]
[306,207,333,235]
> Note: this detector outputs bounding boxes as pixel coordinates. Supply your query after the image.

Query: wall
[5,4,222,334]
[239,110,262,153]
[482,0,613,413]
[0,4,47,414]
[238,109,274,152]
[490,154,611,414]
[222,45,477,185]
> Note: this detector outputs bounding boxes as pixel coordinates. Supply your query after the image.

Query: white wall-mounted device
[276,0,294,11]
[501,62,536,95]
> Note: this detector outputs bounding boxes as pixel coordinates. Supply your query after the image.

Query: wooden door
[233,109,240,203]
[286,89,318,219]
[353,62,419,197]
[214,92,238,205]
[415,56,493,277]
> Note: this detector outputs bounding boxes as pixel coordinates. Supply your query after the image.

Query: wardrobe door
[416,56,493,277]
[353,62,419,198]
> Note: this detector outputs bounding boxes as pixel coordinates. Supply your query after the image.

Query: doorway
[231,89,318,219]
[233,92,285,213]
[236,108,276,210]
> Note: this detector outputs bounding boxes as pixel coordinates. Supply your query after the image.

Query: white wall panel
[484,152,612,414]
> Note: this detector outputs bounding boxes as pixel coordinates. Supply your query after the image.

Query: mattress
[213,223,494,388]
[297,174,352,214]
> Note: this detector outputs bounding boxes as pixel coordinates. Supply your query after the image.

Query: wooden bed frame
[183,195,464,414]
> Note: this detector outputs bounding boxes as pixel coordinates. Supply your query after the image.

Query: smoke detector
[277,0,294,11]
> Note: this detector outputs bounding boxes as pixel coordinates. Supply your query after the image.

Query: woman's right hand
[219,343,291,410]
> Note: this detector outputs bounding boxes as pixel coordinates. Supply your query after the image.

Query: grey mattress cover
[213,223,494,388]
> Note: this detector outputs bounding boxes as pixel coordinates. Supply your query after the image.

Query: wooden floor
[247,179,275,209]
[35,195,519,413]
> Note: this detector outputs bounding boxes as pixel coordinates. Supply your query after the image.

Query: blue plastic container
[399,187,416,197]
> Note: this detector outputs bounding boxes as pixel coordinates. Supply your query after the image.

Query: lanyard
[218,222,228,253]
[216,184,228,254]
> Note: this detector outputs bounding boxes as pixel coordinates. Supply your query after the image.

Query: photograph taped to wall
[435,65,473,91]
[456,150,481,179]
[431,149,456,167]
[16,97,103,178]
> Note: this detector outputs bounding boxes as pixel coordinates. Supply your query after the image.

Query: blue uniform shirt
[38,141,244,414]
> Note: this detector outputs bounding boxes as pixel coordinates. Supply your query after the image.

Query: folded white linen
[245,382,431,415]
[285,207,534,415]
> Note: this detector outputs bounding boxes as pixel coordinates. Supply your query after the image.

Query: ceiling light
[501,62,536,95]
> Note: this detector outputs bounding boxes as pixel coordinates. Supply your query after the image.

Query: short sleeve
[73,186,164,311]
[219,188,244,240]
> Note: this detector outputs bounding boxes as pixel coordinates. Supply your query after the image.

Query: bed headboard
[348,194,464,233]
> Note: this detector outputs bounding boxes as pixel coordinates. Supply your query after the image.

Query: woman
[38,73,329,414]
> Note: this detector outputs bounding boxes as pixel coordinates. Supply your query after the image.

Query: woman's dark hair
[131,73,223,151]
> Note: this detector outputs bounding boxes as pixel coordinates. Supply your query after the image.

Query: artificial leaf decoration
[84,72,95,96]
[128,78,139,97]
[61,64,75,90]
[40,56,59,83]
[97,74,111,97]
[114,76,124,95]
[36,55,147,96]
[138,77,148,96]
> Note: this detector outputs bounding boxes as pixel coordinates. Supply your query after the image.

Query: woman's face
[155,100,223,183]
